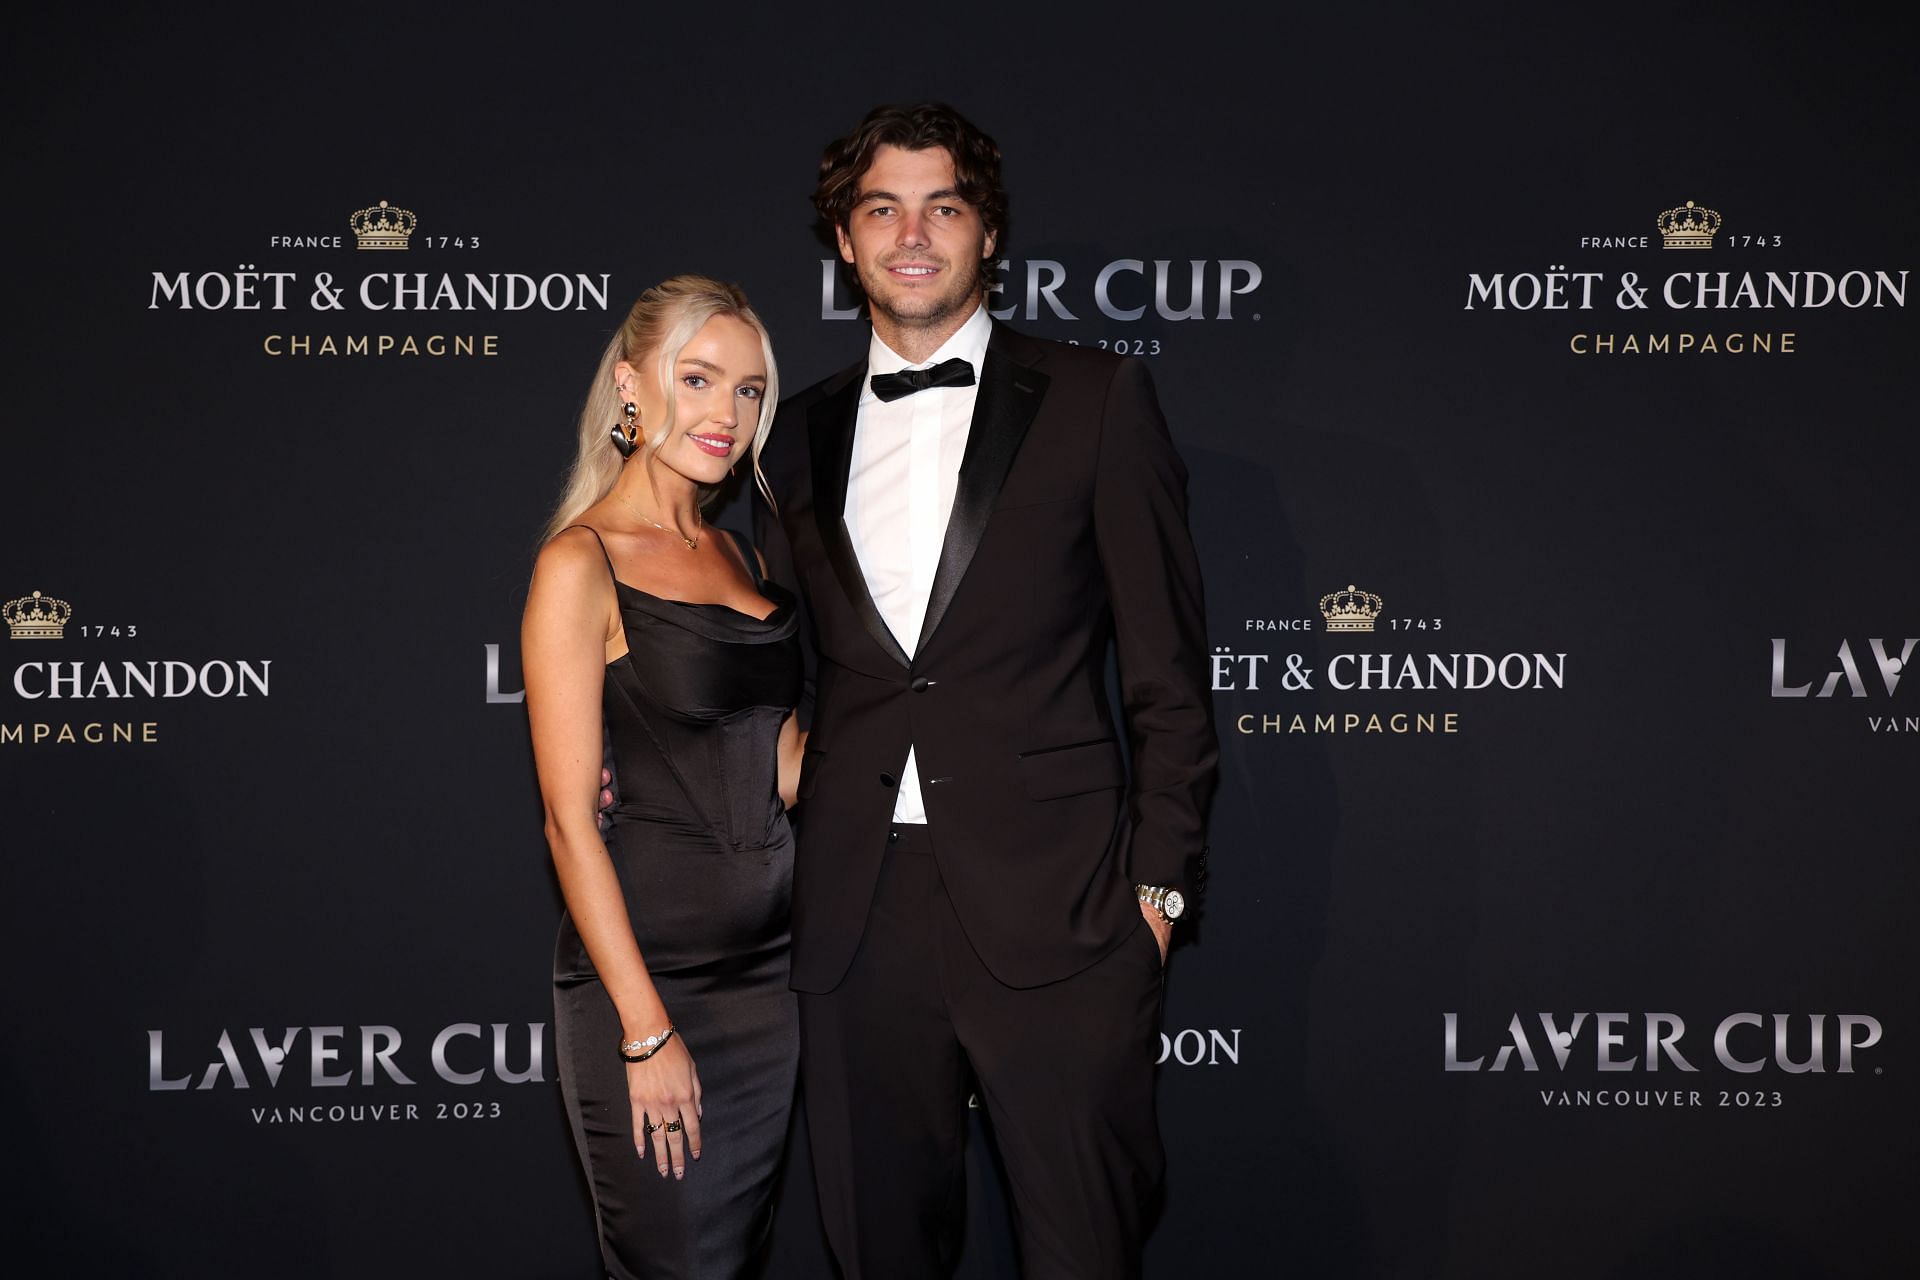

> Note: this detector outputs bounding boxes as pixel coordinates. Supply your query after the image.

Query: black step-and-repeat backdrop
[5,9,1914,1277]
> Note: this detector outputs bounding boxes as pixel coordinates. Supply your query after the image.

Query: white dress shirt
[844,302,993,824]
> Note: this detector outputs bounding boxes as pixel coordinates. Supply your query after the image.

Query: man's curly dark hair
[812,102,1008,274]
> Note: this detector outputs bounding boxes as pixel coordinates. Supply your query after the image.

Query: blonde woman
[523,276,801,1278]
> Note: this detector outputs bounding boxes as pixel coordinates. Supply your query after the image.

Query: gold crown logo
[350,199,416,250]
[1656,199,1721,250]
[1319,584,1383,633]
[4,589,72,639]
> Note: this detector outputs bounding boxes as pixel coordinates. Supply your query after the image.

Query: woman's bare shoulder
[531,525,616,606]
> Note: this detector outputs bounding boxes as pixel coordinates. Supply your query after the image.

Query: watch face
[1163,890,1186,920]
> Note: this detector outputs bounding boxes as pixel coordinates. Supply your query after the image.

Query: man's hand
[1139,897,1171,964]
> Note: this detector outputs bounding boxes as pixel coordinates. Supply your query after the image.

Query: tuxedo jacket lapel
[917,330,1050,651]
[809,365,911,668]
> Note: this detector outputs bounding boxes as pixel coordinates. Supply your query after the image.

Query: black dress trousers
[800,823,1166,1280]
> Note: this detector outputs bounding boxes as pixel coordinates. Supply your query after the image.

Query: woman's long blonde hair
[542,275,779,543]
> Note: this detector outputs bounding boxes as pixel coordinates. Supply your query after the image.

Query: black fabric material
[757,323,1217,994]
[918,352,1048,651]
[868,356,978,403]
[807,371,911,668]
[800,823,1165,1280]
[553,526,802,1279]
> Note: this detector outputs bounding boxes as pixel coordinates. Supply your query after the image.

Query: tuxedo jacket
[755,323,1216,992]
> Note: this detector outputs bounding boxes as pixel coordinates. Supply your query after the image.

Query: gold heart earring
[610,392,640,459]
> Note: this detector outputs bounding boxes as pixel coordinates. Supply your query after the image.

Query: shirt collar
[864,302,992,391]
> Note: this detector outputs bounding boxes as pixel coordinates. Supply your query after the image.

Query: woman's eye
[739,386,762,401]
[683,375,707,389]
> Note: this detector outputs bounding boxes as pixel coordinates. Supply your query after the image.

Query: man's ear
[835,222,855,266]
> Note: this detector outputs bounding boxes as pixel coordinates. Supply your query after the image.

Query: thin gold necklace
[618,492,702,551]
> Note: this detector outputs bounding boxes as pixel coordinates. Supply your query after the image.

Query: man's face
[836,144,997,331]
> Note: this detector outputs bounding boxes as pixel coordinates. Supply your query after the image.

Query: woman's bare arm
[523,530,670,1041]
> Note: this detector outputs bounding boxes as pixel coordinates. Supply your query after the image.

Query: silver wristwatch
[1135,883,1186,922]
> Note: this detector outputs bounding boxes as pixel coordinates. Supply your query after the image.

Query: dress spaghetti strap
[559,524,618,581]
[722,527,764,580]
[564,521,761,585]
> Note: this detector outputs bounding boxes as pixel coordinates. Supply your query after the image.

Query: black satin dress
[553,526,800,1280]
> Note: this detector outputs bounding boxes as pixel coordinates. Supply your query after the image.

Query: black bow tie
[869,357,976,403]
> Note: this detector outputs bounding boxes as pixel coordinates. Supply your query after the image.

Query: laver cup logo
[1443,1011,1885,1111]
[823,256,1263,323]
[1442,1011,1884,1073]
[1770,637,1916,732]
[148,1023,547,1089]
[821,254,1264,359]
[149,1021,550,1129]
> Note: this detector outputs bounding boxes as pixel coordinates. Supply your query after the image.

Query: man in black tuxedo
[755,103,1216,1279]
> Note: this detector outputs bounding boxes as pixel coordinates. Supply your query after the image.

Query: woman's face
[617,314,767,487]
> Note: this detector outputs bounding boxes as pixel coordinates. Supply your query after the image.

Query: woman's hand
[628,1035,703,1179]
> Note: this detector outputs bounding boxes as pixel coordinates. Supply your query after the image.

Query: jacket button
[910,676,930,693]
[880,772,897,788]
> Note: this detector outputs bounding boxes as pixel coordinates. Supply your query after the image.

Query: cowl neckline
[613,576,799,645]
